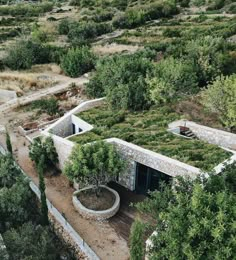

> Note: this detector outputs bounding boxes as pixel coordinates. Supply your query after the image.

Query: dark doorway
[72,123,76,134]
[135,163,172,195]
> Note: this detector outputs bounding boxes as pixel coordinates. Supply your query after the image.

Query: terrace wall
[169,120,236,150]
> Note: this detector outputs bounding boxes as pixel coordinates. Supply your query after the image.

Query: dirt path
[0,131,130,260]
[0,75,88,112]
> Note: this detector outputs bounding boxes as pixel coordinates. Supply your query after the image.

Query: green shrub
[31,98,59,116]
[4,39,52,70]
[130,220,145,260]
[60,46,96,77]
[86,53,154,110]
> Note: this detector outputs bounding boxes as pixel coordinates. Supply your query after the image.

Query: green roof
[69,104,231,171]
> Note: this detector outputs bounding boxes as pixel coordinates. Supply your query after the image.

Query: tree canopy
[64,141,125,192]
[201,74,236,131]
[29,136,58,171]
[131,163,236,260]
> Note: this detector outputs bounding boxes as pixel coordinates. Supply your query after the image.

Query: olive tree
[64,141,125,195]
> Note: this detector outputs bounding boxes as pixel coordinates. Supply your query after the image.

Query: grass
[69,103,231,171]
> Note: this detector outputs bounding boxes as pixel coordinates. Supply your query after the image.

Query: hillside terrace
[69,103,232,171]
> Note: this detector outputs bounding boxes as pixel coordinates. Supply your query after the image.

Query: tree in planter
[29,136,58,171]
[6,131,12,155]
[64,141,125,195]
[132,163,236,260]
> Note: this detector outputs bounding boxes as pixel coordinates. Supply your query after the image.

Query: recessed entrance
[135,163,172,195]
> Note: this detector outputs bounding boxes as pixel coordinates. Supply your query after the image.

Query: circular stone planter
[72,185,120,221]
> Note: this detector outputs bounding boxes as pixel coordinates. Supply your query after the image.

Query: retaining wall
[169,120,236,150]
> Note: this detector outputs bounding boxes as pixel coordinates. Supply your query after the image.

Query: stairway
[180,127,197,139]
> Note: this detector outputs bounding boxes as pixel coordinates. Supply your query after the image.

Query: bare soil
[78,188,115,211]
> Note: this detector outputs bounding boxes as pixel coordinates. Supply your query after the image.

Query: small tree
[37,155,49,226]
[130,219,145,260]
[29,136,58,171]
[201,74,236,131]
[60,46,96,78]
[64,141,125,195]
[6,131,12,155]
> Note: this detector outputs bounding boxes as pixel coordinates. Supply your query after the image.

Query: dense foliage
[64,141,125,194]
[0,2,53,17]
[31,98,59,116]
[61,46,96,77]
[0,154,74,259]
[131,163,236,259]
[86,52,154,110]
[29,136,58,171]
[201,74,236,131]
[147,57,198,104]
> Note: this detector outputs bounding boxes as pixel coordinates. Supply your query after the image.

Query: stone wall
[107,138,202,179]
[72,185,120,221]
[169,120,236,150]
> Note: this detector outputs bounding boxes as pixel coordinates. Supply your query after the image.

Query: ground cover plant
[69,103,231,171]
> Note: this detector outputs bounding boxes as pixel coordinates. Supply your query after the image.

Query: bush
[29,136,58,170]
[86,53,154,111]
[67,21,113,44]
[130,220,145,260]
[147,57,198,104]
[60,46,96,77]
[31,98,59,116]
[4,39,51,70]
[201,74,236,131]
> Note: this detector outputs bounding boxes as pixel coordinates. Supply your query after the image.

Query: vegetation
[37,155,49,226]
[131,163,236,259]
[5,131,12,155]
[147,57,198,105]
[70,104,231,171]
[86,51,154,110]
[129,219,146,260]
[0,2,53,17]
[29,136,58,171]
[31,98,59,116]
[61,47,96,78]
[0,154,74,259]
[64,141,125,195]
[201,74,236,131]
